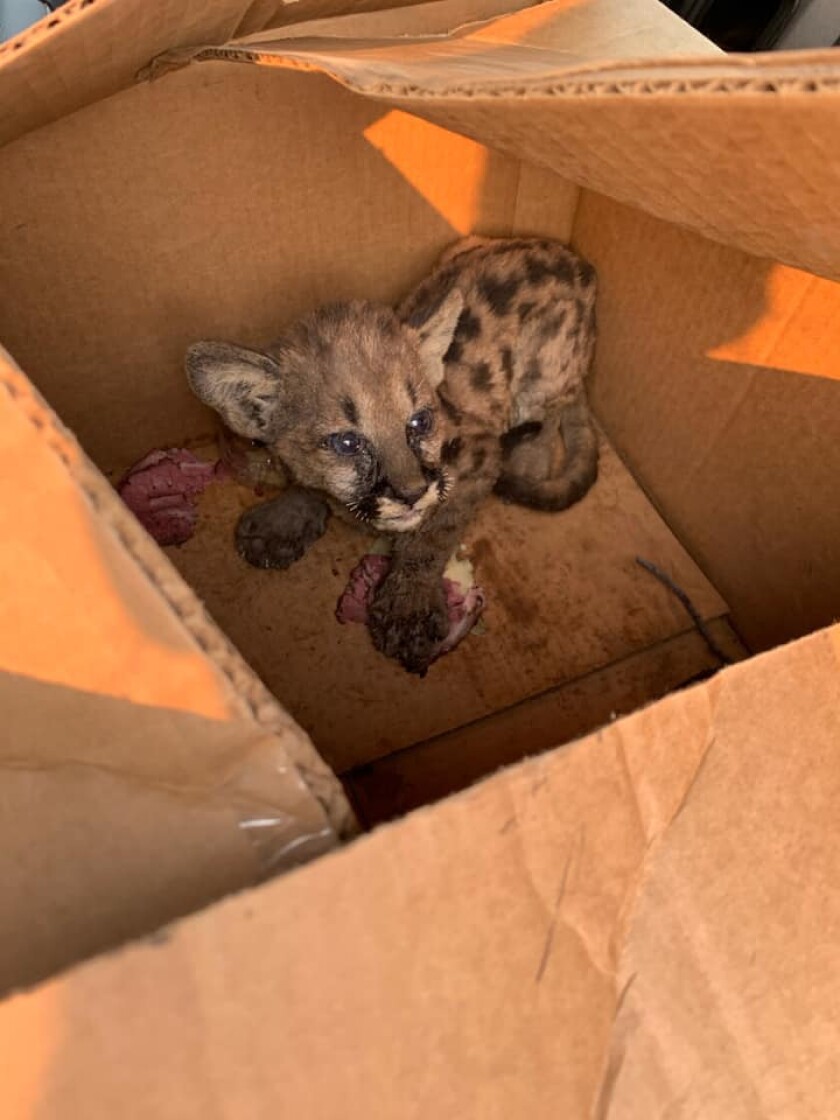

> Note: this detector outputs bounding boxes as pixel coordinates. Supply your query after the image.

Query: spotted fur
[186,237,599,673]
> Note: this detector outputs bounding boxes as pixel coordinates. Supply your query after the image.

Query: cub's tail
[495,392,599,512]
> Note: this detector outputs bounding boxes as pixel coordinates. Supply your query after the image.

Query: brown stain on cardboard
[470,534,540,627]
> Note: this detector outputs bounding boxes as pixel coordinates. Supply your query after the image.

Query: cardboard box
[1,0,839,1112]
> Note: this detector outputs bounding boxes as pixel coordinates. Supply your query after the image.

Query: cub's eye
[408,408,434,437]
[327,431,365,456]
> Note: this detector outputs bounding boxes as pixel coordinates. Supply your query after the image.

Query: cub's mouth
[374,483,441,532]
[374,508,428,532]
[354,474,447,533]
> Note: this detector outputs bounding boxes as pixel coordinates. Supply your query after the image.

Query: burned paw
[236,522,309,569]
[369,583,449,675]
[235,488,330,570]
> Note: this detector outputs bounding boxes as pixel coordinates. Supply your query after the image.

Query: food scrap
[336,545,486,663]
[118,448,225,546]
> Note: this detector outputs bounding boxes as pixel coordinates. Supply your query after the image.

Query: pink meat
[336,553,392,624]
[336,553,485,663]
[437,578,486,657]
[118,448,225,546]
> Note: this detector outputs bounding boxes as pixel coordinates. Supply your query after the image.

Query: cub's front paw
[368,578,449,675]
[236,488,330,570]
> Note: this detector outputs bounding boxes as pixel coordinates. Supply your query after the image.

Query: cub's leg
[368,434,500,674]
[236,487,330,570]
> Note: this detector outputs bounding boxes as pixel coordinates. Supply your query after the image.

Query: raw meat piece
[336,554,392,625]
[118,448,224,546]
[336,551,485,664]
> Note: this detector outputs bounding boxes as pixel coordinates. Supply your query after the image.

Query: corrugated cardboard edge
[147,27,840,100]
[0,349,356,840]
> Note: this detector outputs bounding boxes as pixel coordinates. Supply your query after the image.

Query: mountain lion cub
[186,237,599,673]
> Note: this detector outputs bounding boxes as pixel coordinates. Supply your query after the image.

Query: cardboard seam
[532,825,618,984]
[506,156,526,239]
[682,369,759,494]
[567,180,584,241]
[590,972,638,1120]
[747,273,816,361]
[0,364,355,841]
[613,734,649,848]
[586,716,719,1115]
[591,434,753,658]
[0,748,319,809]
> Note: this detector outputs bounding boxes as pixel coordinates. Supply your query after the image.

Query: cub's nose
[399,486,427,507]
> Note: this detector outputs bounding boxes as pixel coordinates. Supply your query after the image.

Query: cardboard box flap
[166,0,840,280]
[4,0,837,273]
[271,0,539,44]
[0,348,353,993]
[3,625,838,1117]
[225,0,719,85]
[0,0,444,148]
[605,628,840,1116]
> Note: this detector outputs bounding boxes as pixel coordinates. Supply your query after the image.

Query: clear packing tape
[145,0,840,282]
[0,726,339,877]
[0,731,339,996]
[217,736,339,875]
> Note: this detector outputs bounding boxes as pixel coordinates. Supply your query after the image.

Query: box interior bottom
[109,419,748,826]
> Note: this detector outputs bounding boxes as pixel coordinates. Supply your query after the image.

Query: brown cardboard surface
[574,191,840,652]
[0,66,522,470]
[346,618,745,825]
[0,0,450,147]
[0,349,351,992]
[167,433,730,773]
[3,625,838,1118]
[273,0,534,41]
[176,0,840,280]
[606,628,840,1116]
[511,158,580,241]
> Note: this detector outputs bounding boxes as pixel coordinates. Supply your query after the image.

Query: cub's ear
[185,341,284,440]
[408,288,464,388]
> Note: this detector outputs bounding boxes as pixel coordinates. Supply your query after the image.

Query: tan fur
[186,237,599,673]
